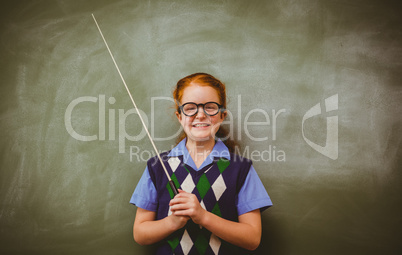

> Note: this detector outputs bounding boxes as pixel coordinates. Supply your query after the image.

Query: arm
[133,207,190,245]
[202,208,261,250]
[170,190,262,250]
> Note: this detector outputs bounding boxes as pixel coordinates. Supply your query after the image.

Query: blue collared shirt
[130,139,272,215]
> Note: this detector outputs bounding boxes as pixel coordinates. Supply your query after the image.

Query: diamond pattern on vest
[168,157,181,172]
[209,234,221,254]
[181,229,193,255]
[181,173,196,193]
[165,158,230,255]
[211,175,226,201]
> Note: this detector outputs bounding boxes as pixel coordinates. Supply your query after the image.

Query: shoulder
[146,151,172,184]
[146,151,171,169]
[228,152,253,166]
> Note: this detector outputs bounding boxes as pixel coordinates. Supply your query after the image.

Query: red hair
[173,73,227,111]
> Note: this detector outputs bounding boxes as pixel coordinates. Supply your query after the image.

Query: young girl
[130,73,272,254]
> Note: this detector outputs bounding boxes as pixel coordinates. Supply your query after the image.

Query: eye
[184,105,196,111]
[205,103,219,110]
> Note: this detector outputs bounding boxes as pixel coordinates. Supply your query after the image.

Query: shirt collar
[168,138,231,170]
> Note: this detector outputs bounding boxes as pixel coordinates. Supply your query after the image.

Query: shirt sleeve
[129,166,158,212]
[236,165,273,215]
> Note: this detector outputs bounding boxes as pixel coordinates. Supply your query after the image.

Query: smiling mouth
[192,123,211,127]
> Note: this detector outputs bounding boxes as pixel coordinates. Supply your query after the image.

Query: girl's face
[176,84,226,143]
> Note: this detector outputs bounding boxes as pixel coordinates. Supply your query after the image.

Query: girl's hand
[167,214,190,231]
[169,189,207,225]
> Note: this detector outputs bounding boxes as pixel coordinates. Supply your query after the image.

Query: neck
[185,138,216,168]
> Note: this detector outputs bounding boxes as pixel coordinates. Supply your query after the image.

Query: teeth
[193,123,209,127]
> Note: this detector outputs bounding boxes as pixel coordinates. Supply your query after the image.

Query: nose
[195,105,206,118]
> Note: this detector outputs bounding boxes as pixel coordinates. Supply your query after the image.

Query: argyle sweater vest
[147,151,253,255]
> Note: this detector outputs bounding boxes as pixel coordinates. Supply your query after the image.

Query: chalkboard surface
[1,0,401,254]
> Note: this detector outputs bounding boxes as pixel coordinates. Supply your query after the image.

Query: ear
[175,111,182,122]
[220,110,227,120]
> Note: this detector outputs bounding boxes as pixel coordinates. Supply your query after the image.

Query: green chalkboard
[1,0,401,254]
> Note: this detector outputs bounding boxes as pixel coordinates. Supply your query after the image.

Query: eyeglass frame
[178,101,225,117]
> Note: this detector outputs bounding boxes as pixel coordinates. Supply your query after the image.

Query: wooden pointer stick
[92,14,178,196]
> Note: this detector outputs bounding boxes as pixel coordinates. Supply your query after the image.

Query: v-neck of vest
[183,158,221,177]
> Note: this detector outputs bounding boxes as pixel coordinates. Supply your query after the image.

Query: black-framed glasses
[178,102,224,117]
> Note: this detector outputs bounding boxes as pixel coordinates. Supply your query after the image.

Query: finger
[169,197,188,206]
[174,193,190,199]
[173,209,191,217]
[175,192,193,199]
[170,203,190,211]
